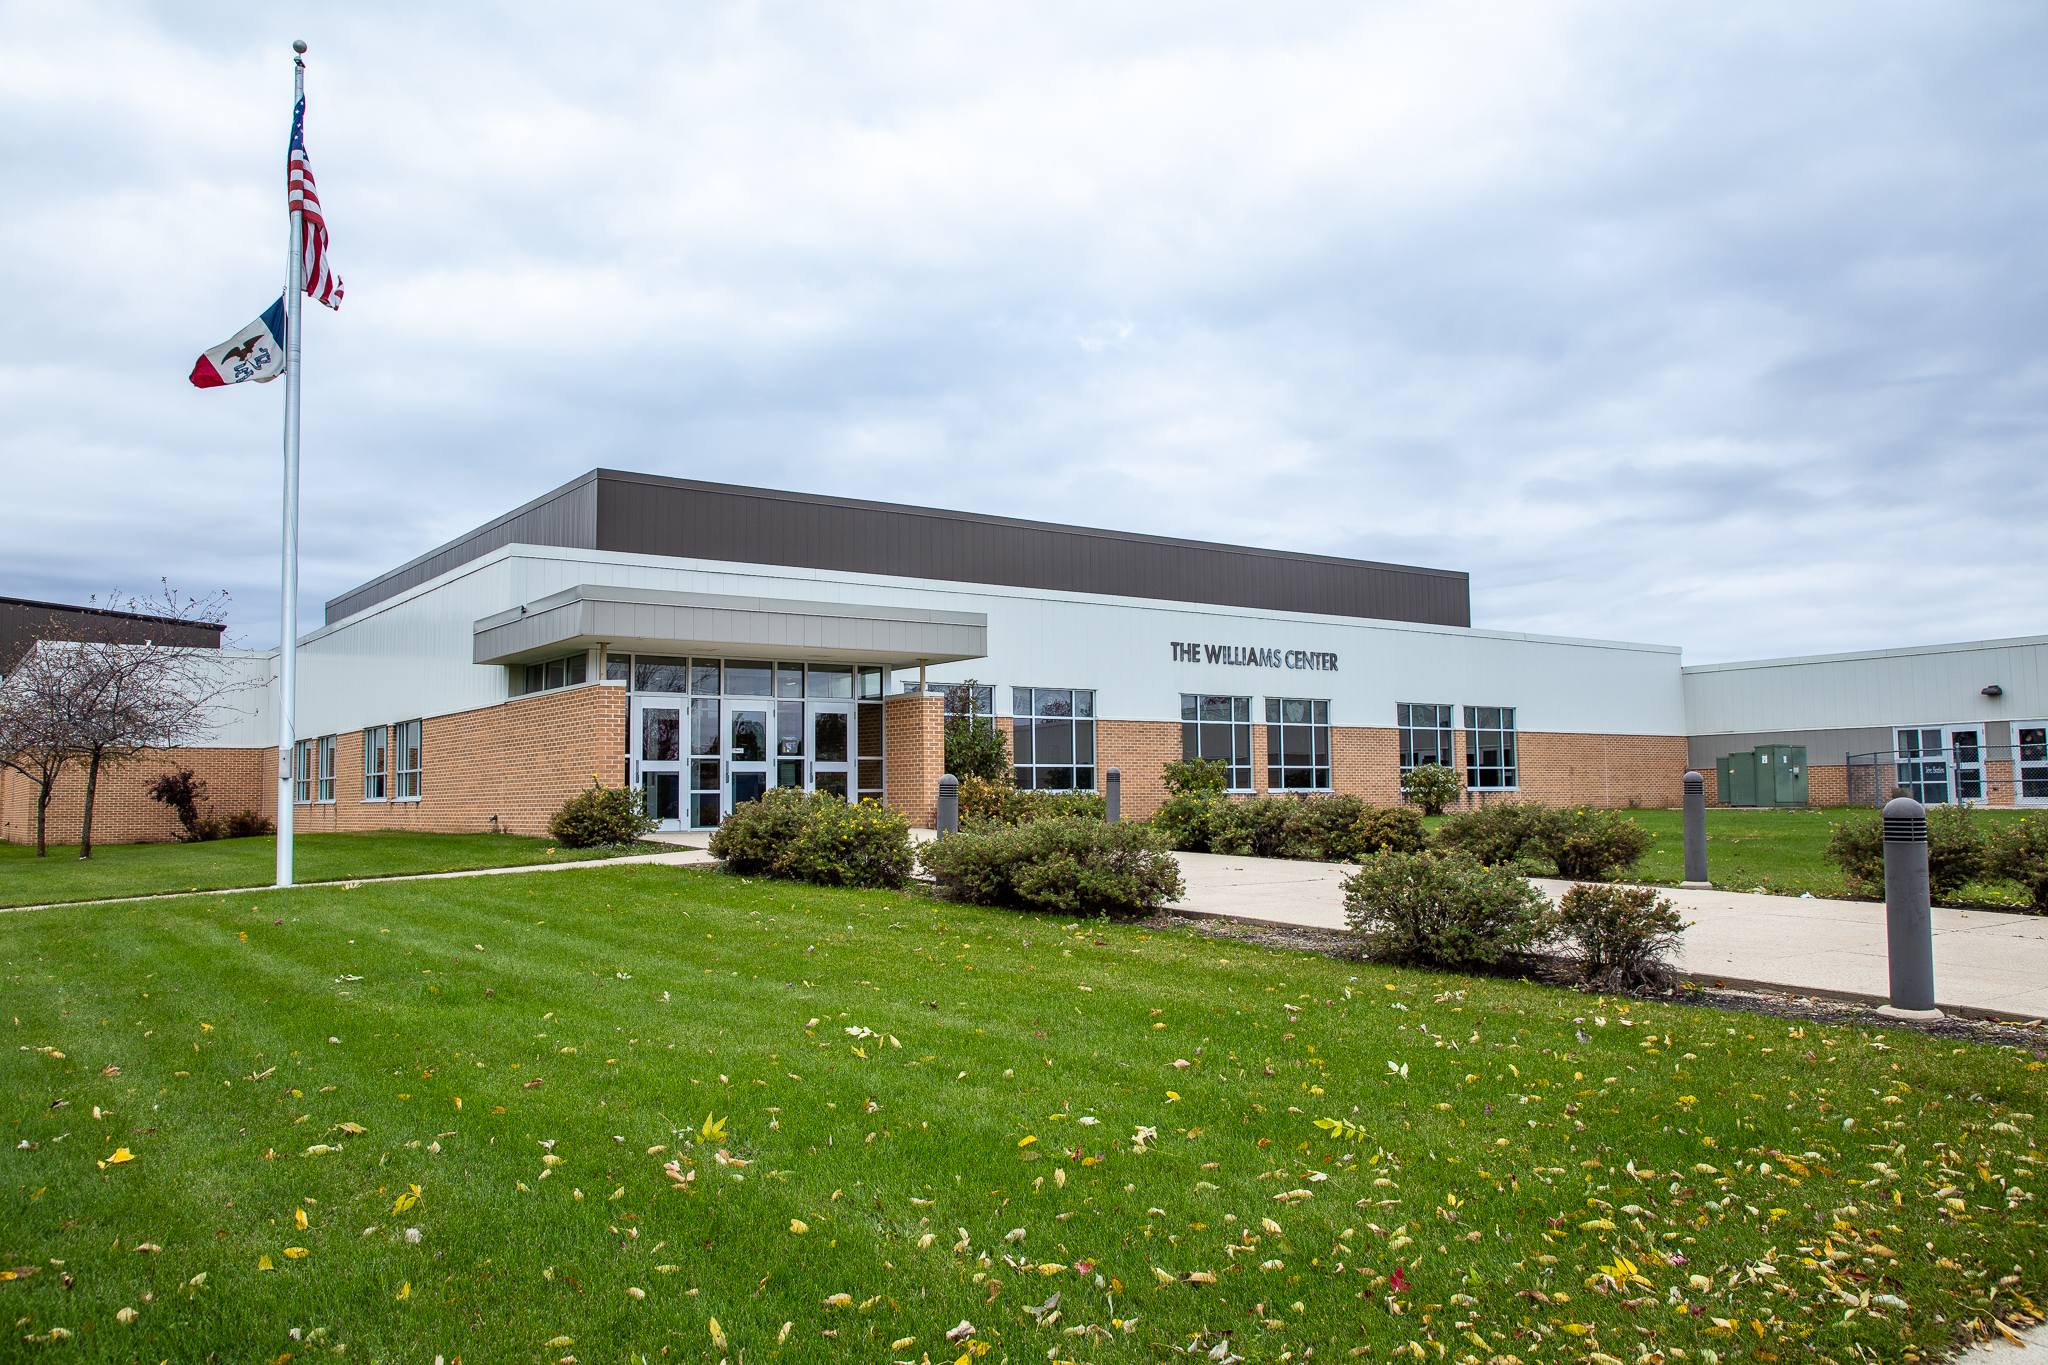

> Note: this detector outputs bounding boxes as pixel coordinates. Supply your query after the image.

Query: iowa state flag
[189,297,287,388]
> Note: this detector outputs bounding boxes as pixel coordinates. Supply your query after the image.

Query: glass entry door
[1895,728,1949,805]
[811,703,853,800]
[728,705,769,816]
[635,699,683,831]
[2018,724,2048,806]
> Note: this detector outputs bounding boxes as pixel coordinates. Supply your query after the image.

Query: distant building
[2,470,2041,844]
[0,595,223,676]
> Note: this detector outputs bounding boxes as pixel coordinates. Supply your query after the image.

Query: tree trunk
[35,775,54,857]
[79,749,102,860]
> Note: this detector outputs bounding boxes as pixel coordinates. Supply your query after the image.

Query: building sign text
[1170,641,1339,671]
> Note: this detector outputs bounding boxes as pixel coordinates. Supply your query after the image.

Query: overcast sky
[2,1,2042,663]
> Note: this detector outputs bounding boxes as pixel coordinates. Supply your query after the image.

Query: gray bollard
[1680,771,1710,887]
[936,773,959,838]
[1878,796,1941,1020]
[1105,768,1121,823]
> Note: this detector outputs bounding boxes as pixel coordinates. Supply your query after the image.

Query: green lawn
[2,866,2042,1363]
[0,831,646,908]
[1419,809,2040,908]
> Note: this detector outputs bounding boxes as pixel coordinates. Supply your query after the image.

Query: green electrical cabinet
[1717,753,1757,807]
[1717,745,1808,807]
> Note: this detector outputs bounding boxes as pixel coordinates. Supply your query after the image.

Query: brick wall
[1,746,272,847]
[883,694,943,826]
[3,683,631,846]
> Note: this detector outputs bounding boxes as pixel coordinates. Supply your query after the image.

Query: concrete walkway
[1167,850,2048,1022]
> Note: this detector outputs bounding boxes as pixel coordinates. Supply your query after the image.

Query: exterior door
[2018,723,2048,807]
[688,698,723,829]
[728,704,770,814]
[811,703,853,801]
[1894,728,1949,805]
[634,698,683,831]
[1949,728,1984,802]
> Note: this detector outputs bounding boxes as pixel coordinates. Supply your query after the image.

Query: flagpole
[276,40,308,889]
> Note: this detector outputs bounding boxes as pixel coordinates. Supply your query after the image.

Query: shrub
[548,778,658,849]
[1208,796,1300,859]
[1284,794,1369,860]
[144,768,215,841]
[1349,805,1429,858]
[1549,883,1688,987]
[918,818,1184,916]
[1987,815,2048,911]
[1163,758,1228,795]
[707,787,817,874]
[708,789,913,889]
[1534,806,1654,881]
[1151,791,1224,852]
[1826,806,1989,902]
[957,775,1106,827]
[223,809,274,839]
[1400,763,1463,817]
[1432,801,1548,866]
[1341,849,1551,968]
[786,797,915,889]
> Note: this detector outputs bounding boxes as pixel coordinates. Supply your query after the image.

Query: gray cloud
[2,0,2043,662]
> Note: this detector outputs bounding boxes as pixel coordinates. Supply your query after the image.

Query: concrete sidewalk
[1168,850,2048,1022]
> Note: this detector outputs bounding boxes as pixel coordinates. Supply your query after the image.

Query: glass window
[317,735,335,803]
[690,699,720,757]
[294,739,314,804]
[522,663,543,694]
[777,701,805,756]
[690,659,722,696]
[604,654,630,683]
[1464,706,1517,790]
[635,655,687,693]
[393,720,423,800]
[858,666,883,700]
[776,664,805,698]
[1397,703,1454,771]
[731,709,768,762]
[725,660,772,696]
[2019,726,2048,799]
[1266,698,1331,790]
[643,707,681,762]
[807,664,854,699]
[945,685,994,719]
[1012,687,1097,790]
[363,725,388,800]
[1181,694,1253,791]
[1895,727,1949,806]
[566,654,587,686]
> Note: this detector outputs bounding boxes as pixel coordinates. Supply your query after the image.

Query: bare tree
[0,584,245,859]
[0,650,80,857]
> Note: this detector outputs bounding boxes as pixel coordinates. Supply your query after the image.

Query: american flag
[288,96,343,310]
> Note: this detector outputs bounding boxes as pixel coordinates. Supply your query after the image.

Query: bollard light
[1680,771,1710,888]
[936,773,959,838]
[1105,767,1121,824]
[1877,795,1941,1020]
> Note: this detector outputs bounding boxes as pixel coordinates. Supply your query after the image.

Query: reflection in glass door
[812,704,852,800]
[776,699,806,789]
[1895,728,1949,805]
[689,699,722,828]
[2019,724,2048,806]
[730,706,769,811]
[636,700,682,830]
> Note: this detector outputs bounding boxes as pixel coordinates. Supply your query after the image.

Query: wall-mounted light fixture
[1982,684,2004,697]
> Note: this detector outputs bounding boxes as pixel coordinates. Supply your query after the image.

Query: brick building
[6,469,2042,845]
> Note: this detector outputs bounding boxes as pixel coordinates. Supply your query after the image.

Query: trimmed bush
[707,787,816,873]
[1986,814,2048,911]
[1350,805,1428,858]
[1432,801,1549,867]
[1549,883,1688,987]
[1208,796,1300,859]
[1341,849,1551,968]
[1535,806,1654,881]
[1826,806,1989,902]
[1400,763,1463,817]
[708,789,913,889]
[957,775,1106,827]
[918,818,1185,916]
[223,809,275,839]
[548,778,658,849]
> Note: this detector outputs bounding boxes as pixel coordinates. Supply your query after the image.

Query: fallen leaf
[282,1247,309,1259]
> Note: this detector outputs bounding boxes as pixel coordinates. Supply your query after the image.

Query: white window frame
[317,734,335,803]
[1011,687,1097,791]
[1181,693,1254,792]
[1397,703,1454,772]
[1464,705,1518,791]
[293,738,315,805]
[1265,697,1331,790]
[393,719,423,801]
[364,725,388,801]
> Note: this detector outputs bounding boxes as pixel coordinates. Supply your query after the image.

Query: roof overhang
[473,584,987,669]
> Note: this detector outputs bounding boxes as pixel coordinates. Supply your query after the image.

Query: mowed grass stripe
[1,865,2041,1362]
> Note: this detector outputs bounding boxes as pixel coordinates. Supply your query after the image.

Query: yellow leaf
[257,1255,276,1271]
[1579,1219,1616,1232]
[893,1338,918,1352]
[283,1247,309,1259]
[105,1147,137,1165]
[545,1336,575,1348]
[709,1317,726,1349]
[1019,1135,1037,1147]
[824,1293,853,1308]
[699,1113,728,1144]
[1165,1091,1182,1101]
[396,1281,411,1300]
[791,1219,810,1234]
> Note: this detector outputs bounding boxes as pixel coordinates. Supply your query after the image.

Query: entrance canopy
[472,583,987,669]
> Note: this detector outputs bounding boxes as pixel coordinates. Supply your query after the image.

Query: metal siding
[1683,637,2048,735]
[1686,727,1893,770]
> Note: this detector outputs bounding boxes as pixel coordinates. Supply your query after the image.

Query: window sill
[392,797,422,804]
[361,797,388,804]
